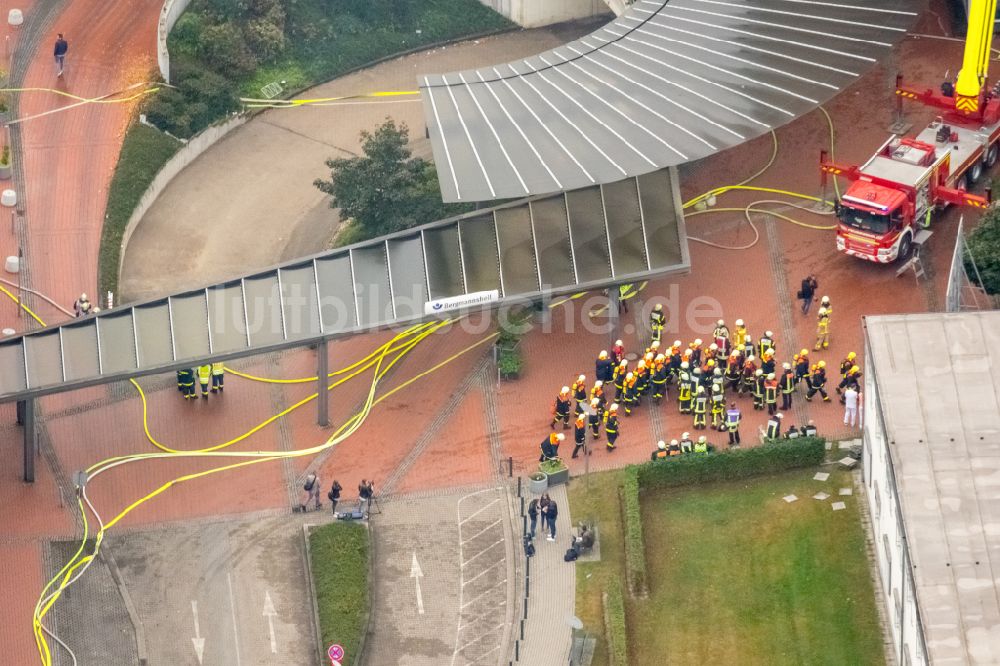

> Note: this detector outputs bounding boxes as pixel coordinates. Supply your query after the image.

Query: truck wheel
[969,161,984,184]
[898,233,912,261]
[987,144,999,168]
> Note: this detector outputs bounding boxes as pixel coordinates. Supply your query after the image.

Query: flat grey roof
[867,311,1000,665]
[421,0,919,202]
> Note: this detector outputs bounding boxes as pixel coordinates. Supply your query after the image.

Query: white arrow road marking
[191,600,206,665]
[262,591,278,654]
[411,552,425,615]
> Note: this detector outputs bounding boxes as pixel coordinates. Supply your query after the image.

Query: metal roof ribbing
[421,0,920,202]
[0,168,688,403]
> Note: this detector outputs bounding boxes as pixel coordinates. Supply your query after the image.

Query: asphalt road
[110,513,316,666]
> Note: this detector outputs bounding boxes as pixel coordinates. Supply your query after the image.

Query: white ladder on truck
[896,229,933,283]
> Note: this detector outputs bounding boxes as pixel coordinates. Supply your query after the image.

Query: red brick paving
[393,387,494,495]
[0,4,992,663]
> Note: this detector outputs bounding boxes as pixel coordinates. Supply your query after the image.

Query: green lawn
[309,522,371,666]
[569,469,884,666]
[569,472,628,666]
[98,123,181,296]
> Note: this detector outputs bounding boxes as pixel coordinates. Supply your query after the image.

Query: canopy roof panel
[421,0,920,202]
[0,168,687,403]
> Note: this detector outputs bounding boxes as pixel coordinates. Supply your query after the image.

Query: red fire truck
[820,124,991,263]
[821,0,998,263]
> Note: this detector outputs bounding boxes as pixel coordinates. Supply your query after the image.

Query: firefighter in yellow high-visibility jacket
[197,364,212,399]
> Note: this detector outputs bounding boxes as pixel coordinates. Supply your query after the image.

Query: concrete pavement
[109,513,317,666]
[364,486,517,666]
[118,18,609,302]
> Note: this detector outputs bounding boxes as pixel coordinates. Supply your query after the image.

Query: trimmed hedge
[620,467,647,598]
[636,437,826,491]
[604,578,629,666]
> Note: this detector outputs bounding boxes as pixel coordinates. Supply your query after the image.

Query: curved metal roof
[421,0,920,202]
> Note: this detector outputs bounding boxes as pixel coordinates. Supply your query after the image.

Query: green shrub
[636,437,826,491]
[966,206,1000,294]
[620,468,647,598]
[310,522,370,666]
[497,348,522,377]
[604,578,628,666]
[333,220,369,248]
[539,459,566,476]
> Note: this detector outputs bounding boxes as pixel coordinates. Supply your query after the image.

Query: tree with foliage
[965,206,1000,294]
[314,119,472,242]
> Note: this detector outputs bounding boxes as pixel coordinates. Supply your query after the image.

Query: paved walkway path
[0,0,161,661]
[519,482,575,664]
[119,19,606,302]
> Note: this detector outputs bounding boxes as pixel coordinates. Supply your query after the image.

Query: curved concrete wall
[478,0,607,27]
[157,0,192,82]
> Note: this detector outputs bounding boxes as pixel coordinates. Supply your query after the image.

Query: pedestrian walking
[571,413,586,458]
[843,387,859,427]
[300,472,321,512]
[197,363,212,398]
[327,480,342,515]
[54,33,68,76]
[211,362,225,392]
[798,274,818,314]
[814,307,831,351]
[544,498,559,541]
[551,387,572,430]
[604,404,620,452]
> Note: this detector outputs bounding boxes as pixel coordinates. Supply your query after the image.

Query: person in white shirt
[843,387,859,427]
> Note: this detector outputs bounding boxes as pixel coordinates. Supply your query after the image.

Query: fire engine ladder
[895,229,933,282]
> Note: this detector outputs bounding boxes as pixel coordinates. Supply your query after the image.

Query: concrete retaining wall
[478,0,609,27]
[117,115,247,288]
[157,0,193,82]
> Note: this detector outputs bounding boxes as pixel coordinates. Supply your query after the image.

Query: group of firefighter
[544,299,863,460]
[175,362,226,399]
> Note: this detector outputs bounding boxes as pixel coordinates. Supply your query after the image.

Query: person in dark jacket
[54,33,68,76]
[543,498,559,541]
[799,274,818,314]
[328,480,342,515]
[528,498,540,537]
[595,350,614,383]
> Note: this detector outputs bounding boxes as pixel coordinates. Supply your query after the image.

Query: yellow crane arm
[955,0,998,109]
